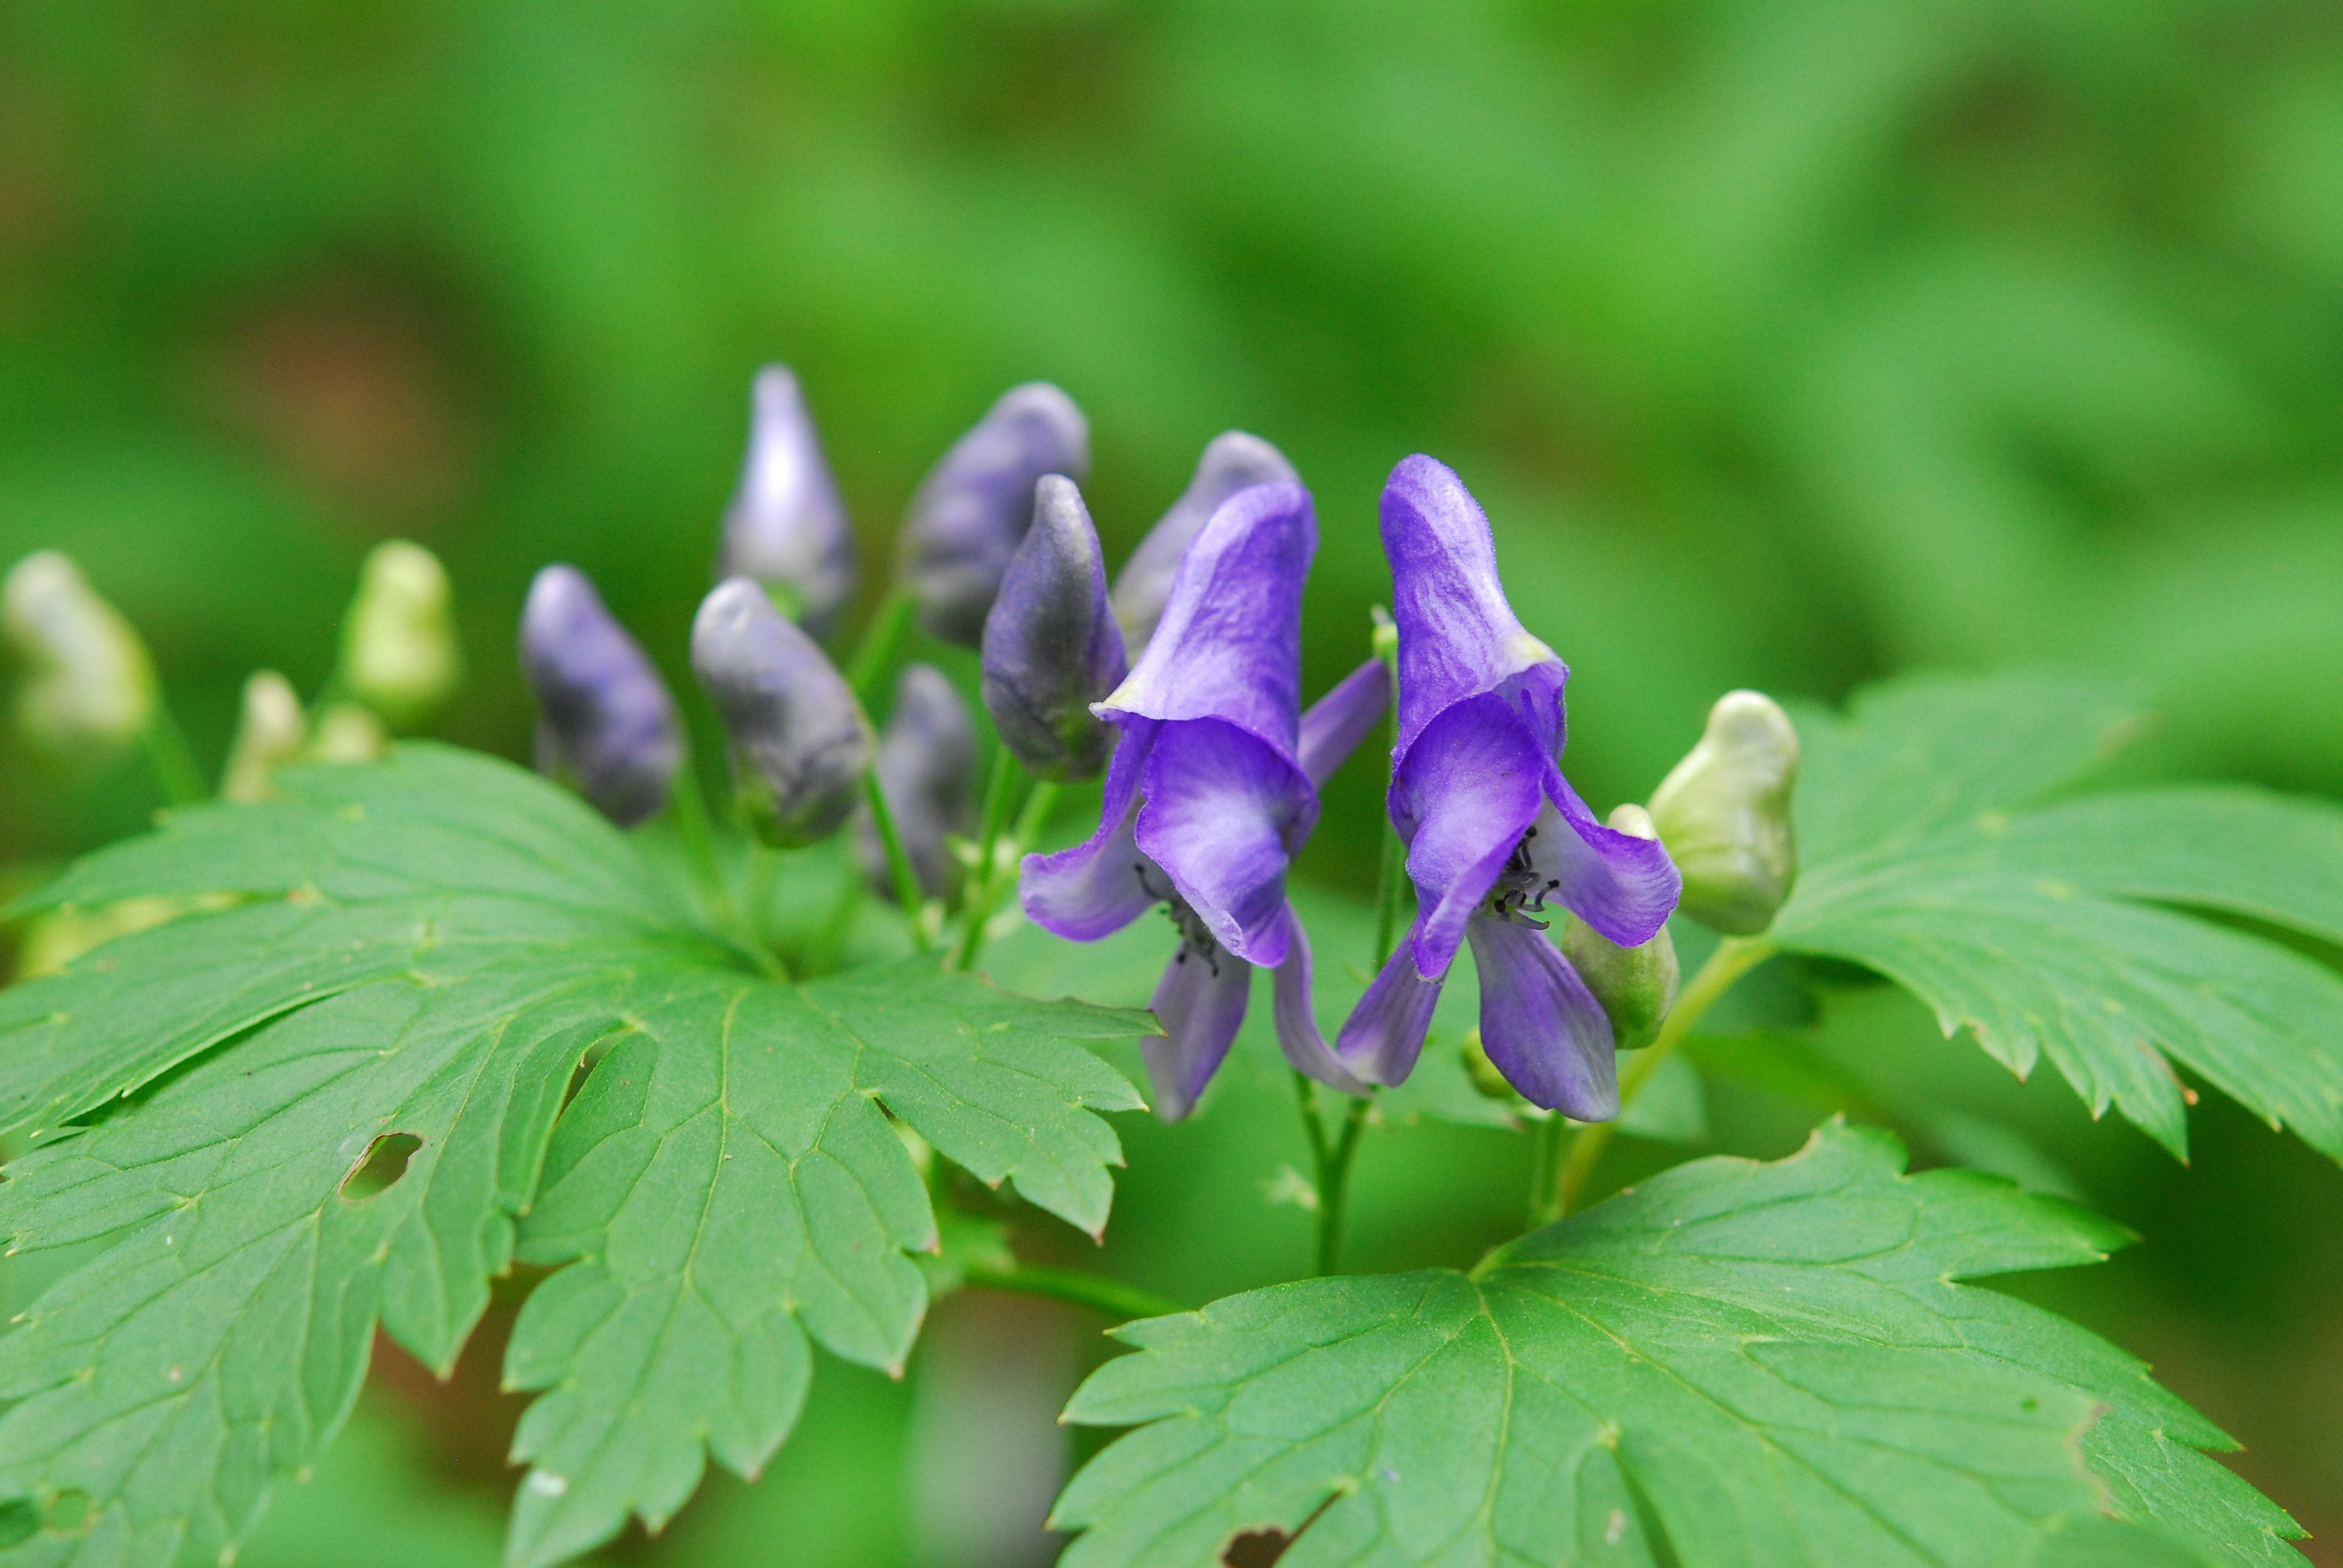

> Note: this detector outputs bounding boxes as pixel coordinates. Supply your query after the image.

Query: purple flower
[856,664,979,901]
[1334,456,1680,1119]
[981,475,1128,783]
[898,383,1089,645]
[520,565,681,826]
[1110,431,1299,656]
[1018,482,1383,1120]
[718,367,857,639]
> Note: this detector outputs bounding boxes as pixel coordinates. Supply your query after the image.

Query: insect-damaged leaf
[0,745,1149,1568]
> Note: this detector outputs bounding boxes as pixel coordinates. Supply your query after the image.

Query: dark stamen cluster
[1136,861,1224,974]
[1487,823,1561,928]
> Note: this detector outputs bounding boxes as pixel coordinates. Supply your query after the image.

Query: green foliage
[1772,673,2343,1158]
[1054,1122,2295,1568]
[0,746,1150,1568]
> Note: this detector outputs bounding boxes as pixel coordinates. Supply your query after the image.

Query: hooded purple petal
[1381,455,1566,757]
[980,475,1127,782]
[1466,913,1617,1118]
[520,565,681,827]
[719,366,857,638]
[1135,719,1311,966]
[1335,946,1446,1088]
[1102,481,1311,760]
[899,383,1089,645]
[1112,431,1299,655]
[1145,939,1251,1121]
[692,577,873,846]
[1020,717,1158,941]
[1296,658,1390,789]
[1269,903,1369,1096]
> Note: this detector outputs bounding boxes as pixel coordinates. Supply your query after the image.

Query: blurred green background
[4,0,2342,1563]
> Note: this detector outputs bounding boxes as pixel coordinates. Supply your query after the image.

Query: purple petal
[979,475,1127,783]
[1146,941,1251,1121]
[719,366,857,638]
[1135,719,1311,967]
[1394,693,1548,977]
[1335,946,1446,1087]
[1467,913,1616,1118]
[1296,658,1389,789]
[1020,717,1156,941]
[899,383,1090,645]
[1102,481,1311,763]
[1268,902,1369,1096]
[1529,781,1683,949]
[1381,455,1567,758]
[519,565,681,826]
[1112,431,1300,656]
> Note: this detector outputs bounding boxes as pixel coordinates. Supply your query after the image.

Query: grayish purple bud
[1111,431,1298,655]
[692,577,873,846]
[980,476,1127,783]
[520,566,682,826]
[856,664,978,902]
[718,366,857,638]
[897,382,1089,645]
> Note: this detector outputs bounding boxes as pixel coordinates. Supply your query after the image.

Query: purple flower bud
[718,366,857,638]
[980,475,1128,783]
[691,577,873,846]
[1111,431,1299,655]
[520,566,682,826]
[856,664,978,902]
[897,383,1089,645]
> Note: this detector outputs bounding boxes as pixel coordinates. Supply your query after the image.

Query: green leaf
[0,745,1150,1568]
[1052,1122,2295,1568]
[1771,672,2343,1158]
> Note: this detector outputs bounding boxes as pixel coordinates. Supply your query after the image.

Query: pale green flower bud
[308,702,388,763]
[341,540,460,727]
[1460,1030,1520,1103]
[1561,804,1682,1050]
[1648,690,1799,935]
[221,670,308,802]
[3,550,156,761]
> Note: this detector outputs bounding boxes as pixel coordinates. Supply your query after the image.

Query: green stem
[140,705,206,806]
[863,768,933,952]
[955,779,1057,972]
[743,841,784,953]
[1542,935,1775,1223]
[949,748,1024,972]
[962,1263,1186,1322]
[666,754,739,938]
[845,585,916,711]
[1314,1097,1370,1275]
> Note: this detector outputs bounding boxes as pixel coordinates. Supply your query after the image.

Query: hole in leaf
[339,1133,423,1203]
[0,1498,36,1549]
[1221,1528,1293,1567]
[45,1489,94,1535]
[1221,1492,1339,1568]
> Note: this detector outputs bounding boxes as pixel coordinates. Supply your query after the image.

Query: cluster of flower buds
[2,550,157,763]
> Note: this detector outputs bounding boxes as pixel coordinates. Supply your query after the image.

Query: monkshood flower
[342,540,460,728]
[1020,482,1383,1120]
[980,475,1127,782]
[520,565,682,826]
[856,664,978,901]
[2,550,156,761]
[897,382,1089,645]
[1110,430,1299,655]
[1335,456,1680,1119]
[693,577,874,845]
[718,365,857,638]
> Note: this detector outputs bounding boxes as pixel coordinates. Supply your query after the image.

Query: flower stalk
[863,766,934,951]
[1539,933,1774,1224]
